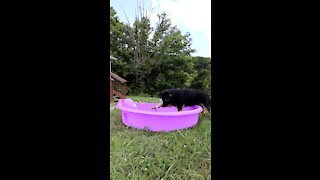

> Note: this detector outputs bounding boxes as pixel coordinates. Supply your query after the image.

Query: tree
[110,7,133,77]
[110,6,211,96]
[190,56,211,95]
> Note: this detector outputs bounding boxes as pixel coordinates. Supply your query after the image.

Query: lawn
[110,96,211,179]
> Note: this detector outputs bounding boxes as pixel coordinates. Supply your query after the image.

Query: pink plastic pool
[116,98,203,132]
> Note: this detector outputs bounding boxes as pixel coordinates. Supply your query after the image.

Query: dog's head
[159,90,172,107]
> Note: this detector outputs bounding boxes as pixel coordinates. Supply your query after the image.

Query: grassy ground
[110,96,211,179]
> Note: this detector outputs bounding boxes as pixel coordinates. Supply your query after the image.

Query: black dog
[152,88,211,113]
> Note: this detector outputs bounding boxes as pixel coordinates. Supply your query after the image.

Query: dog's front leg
[152,99,163,109]
[151,103,162,109]
[177,105,183,112]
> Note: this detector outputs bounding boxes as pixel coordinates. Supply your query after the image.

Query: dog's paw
[200,110,207,117]
[151,105,159,110]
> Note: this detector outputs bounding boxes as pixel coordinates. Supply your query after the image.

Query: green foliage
[190,57,211,95]
[110,6,211,96]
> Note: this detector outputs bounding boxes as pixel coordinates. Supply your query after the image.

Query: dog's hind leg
[199,104,206,117]
[204,99,211,114]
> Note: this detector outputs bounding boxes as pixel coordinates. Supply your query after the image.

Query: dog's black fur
[159,88,211,112]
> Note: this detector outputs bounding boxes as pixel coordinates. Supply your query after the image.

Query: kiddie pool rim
[116,99,203,116]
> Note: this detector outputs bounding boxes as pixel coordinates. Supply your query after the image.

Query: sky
[110,0,211,58]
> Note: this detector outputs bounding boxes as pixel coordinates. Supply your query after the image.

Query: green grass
[110,96,211,179]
